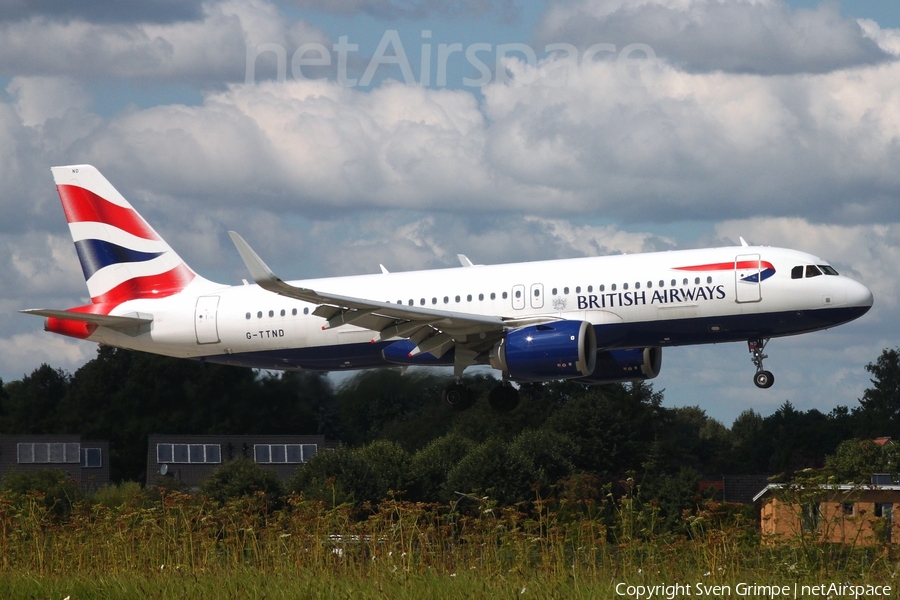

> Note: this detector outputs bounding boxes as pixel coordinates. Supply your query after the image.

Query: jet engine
[490,320,597,382]
[574,347,662,384]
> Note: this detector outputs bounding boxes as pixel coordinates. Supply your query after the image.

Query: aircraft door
[195,296,220,344]
[530,283,544,309]
[512,284,526,310]
[735,254,762,303]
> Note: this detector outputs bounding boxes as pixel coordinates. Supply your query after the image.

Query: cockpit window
[805,265,823,278]
[791,266,803,279]
[819,265,839,275]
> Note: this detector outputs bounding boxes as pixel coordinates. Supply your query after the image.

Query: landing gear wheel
[748,338,775,389]
[443,382,475,411]
[753,370,775,389]
[488,384,520,412]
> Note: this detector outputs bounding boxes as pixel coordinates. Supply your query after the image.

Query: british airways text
[577,285,727,309]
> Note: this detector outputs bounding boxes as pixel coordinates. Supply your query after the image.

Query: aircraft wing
[229,232,509,362]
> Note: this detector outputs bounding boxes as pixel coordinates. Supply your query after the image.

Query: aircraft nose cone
[847,279,874,313]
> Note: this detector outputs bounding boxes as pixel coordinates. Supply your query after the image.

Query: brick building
[755,483,900,545]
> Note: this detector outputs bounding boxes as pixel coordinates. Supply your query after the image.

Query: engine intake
[574,347,662,384]
[491,320,597,382]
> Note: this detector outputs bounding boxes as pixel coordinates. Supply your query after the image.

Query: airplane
[22,165,874,411]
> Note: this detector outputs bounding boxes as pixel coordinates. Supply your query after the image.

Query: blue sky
[1,0,899,426]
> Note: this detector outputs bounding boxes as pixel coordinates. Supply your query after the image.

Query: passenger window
[303,308,309,315]
[791,266,803,279]
[647,281,652,288]
[564,287,569,294]
[635,282,640,289]
[671,279,676,286]
[611,284,617,291]
[806,265,822,278]
[491,293,496,300]
[588,285,593,292]
[479,293,485,301]
[501,292,507,299]
[683,278,688,285]
[623,283,629,290]
[694,277,700,285]
[599,285,605,292]
[467,294,472,301]
[408,299,414,306]
[443,296,449,303]
[245,312,251,320]
[257,311,263,318]
[576,286,581,293]
[292,308,297,316]
[455,295,460,302]
[706,276,712,284]
[268,310,274,317]
[552,288,558,295]
[533,289,540,297]
[420,298,426,305]
[280,309,285,317]
[659,280,665,287]
[432,298,438,304]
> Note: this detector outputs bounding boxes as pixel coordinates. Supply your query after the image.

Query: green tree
[287,440,412,506]
[0,364,69,434]
[443,437,535,506]
[200,458,283,507]
[1,468,82,518]
[857,348,900,437]
[407,433,477,501]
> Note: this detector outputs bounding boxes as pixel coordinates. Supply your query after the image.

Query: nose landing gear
[749,338,774,389]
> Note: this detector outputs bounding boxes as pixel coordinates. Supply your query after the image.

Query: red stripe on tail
[57,184,161,241]
[90,263,195,304]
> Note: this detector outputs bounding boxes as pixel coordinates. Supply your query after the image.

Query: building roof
[753,483,900,503]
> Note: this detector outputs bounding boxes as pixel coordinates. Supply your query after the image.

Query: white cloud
[859,19,900,57]
[0,0,329,82]
[537,0,890,74]
[0,332,94,380]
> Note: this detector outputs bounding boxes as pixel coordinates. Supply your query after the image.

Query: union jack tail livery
[51,165,197,305]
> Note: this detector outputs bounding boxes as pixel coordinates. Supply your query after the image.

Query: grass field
[0,488,897,599]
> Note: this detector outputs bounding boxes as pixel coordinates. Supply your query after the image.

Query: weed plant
[0,485,898,599]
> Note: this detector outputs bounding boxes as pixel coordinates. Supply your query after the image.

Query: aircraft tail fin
[51,165,198,305]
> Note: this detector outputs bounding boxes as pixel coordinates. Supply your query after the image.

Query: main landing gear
[441,380,521,412]
[442,381,475,411]
[749,338,775,389]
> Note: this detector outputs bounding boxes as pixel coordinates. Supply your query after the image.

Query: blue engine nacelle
[574,347,662,384]
[490,320,597,382]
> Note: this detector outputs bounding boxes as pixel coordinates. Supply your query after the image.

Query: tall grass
[0,487,897,598]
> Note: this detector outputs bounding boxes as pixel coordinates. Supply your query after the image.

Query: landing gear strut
[442,381,475,411]
[749,338,775,389]
[488,383,520,412]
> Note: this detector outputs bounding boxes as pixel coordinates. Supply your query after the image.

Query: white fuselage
[80,245,873,373]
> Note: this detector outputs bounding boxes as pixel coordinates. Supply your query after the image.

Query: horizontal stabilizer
[20,309,153,335]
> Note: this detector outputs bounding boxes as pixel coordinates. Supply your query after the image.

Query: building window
[801,502,821,532]
[81,447,102,468]
[17,442,80,464]
[253,444,318,464]
[842,502,855,516]
[156,443,221,464]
